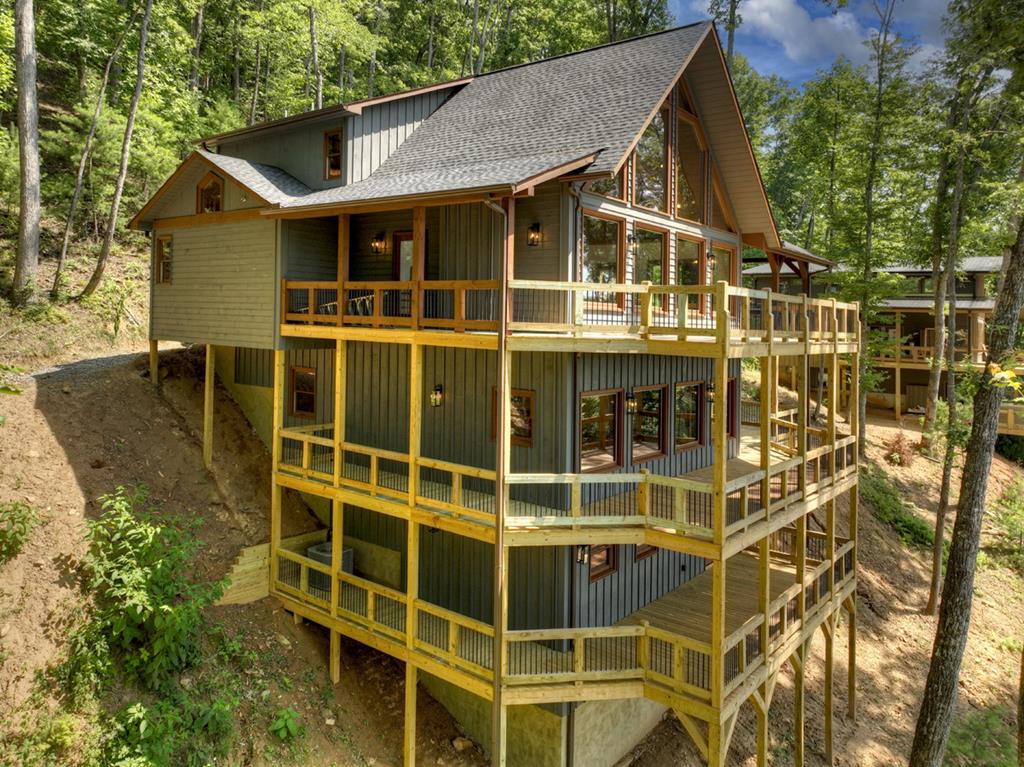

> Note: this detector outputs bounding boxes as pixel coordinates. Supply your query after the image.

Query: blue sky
[669,0,949,85]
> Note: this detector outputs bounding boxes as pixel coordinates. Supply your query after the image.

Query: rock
[452,737,473,752]
[158,366,170,380]
[33,559,45,568]
[61,385,71,395]
[275,633,291,648]
[0,624,9,638]
[325,717,335,727]
[90,458,107,469]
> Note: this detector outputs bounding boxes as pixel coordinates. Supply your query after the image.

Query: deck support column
[708,722,723,767]
[824,619,835,765]
[755,683,770,767]
[270,349,284,604]
[711,292,729,731]
[847,598,857,721]
[894,311,902,418]
[203,343,214,469]
[403,662,417,766]
[330,628,341,685]
[149,339,159,387]
[792,642,806,767]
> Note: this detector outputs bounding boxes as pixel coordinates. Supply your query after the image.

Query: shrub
[883,430,915,467]
[859,469,934,549]
[944,705,1016,766]
[988,480,1024,573]
[269,707,303,741]
[0,500,37,564]
[66,486,223,694]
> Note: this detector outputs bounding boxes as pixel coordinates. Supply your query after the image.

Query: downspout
[483,195,509,764]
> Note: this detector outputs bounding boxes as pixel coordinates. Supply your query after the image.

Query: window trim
[674,109,708,225]
[155,235,172,285]
[589,544,618,582]
[631,105,670,215]
[675,233,707,315]
[634,224,670,301]
[195,171,224,214]
[289,366,317,420]
[585,168,625,201]
[631,384,667,465]
[581,209,627,310]
[635,543,658,561]
[710,240,739,287]
[392,230,413,280]
[323,128,343,181]
[579,388,623,473]
[674,380,706,453]
[490,386,535,448]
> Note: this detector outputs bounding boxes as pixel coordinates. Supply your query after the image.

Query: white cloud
[736,0,873,65]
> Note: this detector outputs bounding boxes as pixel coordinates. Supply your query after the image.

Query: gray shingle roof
[279,22,710,208]
[883,257,1002,274]
[883,298,995,310]
[198,149,310,204]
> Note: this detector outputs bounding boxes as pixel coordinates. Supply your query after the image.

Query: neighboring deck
[279,278,860,359]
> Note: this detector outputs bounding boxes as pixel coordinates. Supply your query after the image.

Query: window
[635,543,658,561]
[393,231,413,280]
[676,236,704,312]
[676,117,704,222]
[290,366,316,419]
[324,129,343,180]
[709,243,735,287]
[491,387,535,448]
[634,108,668,211]
[587,169,623,199]
[631,385,665,463]
[582,213,622,304]
[580,390,621,472]
[674,381,704,450]
[196,172,223,214]
[634,228,666,310]
[155,235,172,284]
[589,544,617,581]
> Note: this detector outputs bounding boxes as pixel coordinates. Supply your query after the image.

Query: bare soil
[1,346,1022,766]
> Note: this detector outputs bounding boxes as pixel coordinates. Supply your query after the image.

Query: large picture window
[582,213,622,304]
[676,117,704,222]
[634,227,666,310]
[587,169,623,199]
[676,236,703,312]
[631,385,665,463]
[674,381,704,450]
[709,243,735,287]
[580,390,621,472]
[634,108,668,212]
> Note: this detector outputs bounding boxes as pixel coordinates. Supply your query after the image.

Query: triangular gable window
[196,171,224,214]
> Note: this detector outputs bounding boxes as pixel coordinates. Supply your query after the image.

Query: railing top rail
[341,280,414,290]
[414,598,496,636]
[505,625,645,641]
[282,280,338,289]
[338,568,409,603]
[416,455,496,480]
[340,440,410,463]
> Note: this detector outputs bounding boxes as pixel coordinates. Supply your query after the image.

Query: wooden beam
[412,207,426,330]
[824,619,834,765]
[330,628,341,686]
[149,339,159,387]
[756,682,769,767]
[793,641,806,767]
[203,344,214,469]
[153,207,265,231]
[403,662,417,766]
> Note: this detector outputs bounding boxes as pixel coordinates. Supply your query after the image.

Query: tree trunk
[188,3,204,91]
[726,0,739,65]
[1018,644,1024,767]
[11,0,40,306]
[249,39,262,125]
[52,11,138,299]
[77,0,153,300]
[337,45,346,100]
[910,213,1024,766]
[309,5,322,110]
[367,0,382,97]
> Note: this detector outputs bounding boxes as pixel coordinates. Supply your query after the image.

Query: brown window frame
[676,233,707,314]
[589,544,618,582]
[674,108,708,225]
[579,388,623,473]
[634,224,670,313]
[323,128,343,180]
[581,209,627,310]
[155,235,172,285]
[195,171,224,214]
[631,384,666,465]
[674,380,706,452]
[631,105,670,214]
[585,168,625,200]
[635,543,658,561]
[290,366,316,420]
[392,230,413,280]
[490,387,535,448]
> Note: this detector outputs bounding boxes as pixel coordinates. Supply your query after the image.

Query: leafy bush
[882,430,916,467]
[65,486,223,694]
[996,434,1024,464]
[0,500,37,564]
[988,480,1024,572]
[859,469,935,549]
[944,705,1016,766]
[269,707,303,741]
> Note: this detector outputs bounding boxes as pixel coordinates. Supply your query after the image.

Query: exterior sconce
[527,222,541,247]
[626,232,637,245]
[707,381,716,402]
[430,385,444,408]
[576,545,589,565]
[626,391,638,415]
[370,232,387,255]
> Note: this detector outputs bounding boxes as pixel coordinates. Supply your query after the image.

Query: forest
[1,0,1023,765]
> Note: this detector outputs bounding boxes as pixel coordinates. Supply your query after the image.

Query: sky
[669,0,950,85]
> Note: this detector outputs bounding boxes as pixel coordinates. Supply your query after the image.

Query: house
[131,22,860,767]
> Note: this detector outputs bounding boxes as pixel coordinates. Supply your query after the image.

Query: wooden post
[407,343,422,656]
[848,599,857,721]
[203,343,214,469]
[270,349,284,594]
[824,620,835,765]
[149,339,159,387]
[756,684,769,767]
[894,311,902,418]
[330,628,341,686]
[403,662,417,766]
[708,722,723,767]
[793,643,806,767]
[412,206,426,330]
[711,320,728,714]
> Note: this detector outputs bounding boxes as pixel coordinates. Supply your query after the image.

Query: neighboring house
[743,244,833,297]
[132,22,861,767]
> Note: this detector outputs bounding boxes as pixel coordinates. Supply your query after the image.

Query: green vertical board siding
[282,217,338,280]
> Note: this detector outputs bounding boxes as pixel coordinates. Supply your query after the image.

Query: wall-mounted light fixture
[370,231,387,255]
[707,380,716,402]
[626,391,638,416]
[576,545,589,565]
[527,222,541,247]
[626,232,637,245]
[430,384,444,408]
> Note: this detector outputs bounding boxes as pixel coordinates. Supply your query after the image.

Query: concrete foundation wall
[571,697,667,767]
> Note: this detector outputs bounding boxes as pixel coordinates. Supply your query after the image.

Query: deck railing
[281,278,860,349]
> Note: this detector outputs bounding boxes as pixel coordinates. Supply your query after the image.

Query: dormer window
[324,129,343,180]
[196,172,223,214]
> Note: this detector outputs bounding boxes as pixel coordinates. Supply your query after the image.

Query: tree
[10,0,39,306]
[78,0,154,299]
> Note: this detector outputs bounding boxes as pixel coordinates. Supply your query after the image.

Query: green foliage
[859,469,935,549]
[0,362,23,395]
[987,479,1024,573]
[943,705,1017,767]
[269,707,304,741]
[64,486,223,695]
[0,501,37,564]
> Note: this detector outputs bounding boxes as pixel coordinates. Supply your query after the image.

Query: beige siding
[147,167,259,221]
[151,219,278,348]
